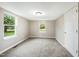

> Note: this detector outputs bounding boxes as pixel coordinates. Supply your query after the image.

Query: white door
[64,5,78,56]
[73,5,78,56]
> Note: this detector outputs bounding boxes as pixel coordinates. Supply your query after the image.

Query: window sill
[4,35,16,40]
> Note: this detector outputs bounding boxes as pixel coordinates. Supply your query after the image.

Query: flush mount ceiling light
[33,11,45,16]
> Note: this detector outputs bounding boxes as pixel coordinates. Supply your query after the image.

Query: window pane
[4,13,15,37]
[40,21,46,32]
[4,14,15,25]
[40,24,45,29]
[4,26,15,37]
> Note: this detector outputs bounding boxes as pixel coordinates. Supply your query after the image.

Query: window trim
[39,21,46,33]
[4,11,17,39]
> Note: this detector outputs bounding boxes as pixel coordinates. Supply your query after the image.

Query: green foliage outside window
[40,21,46,32]
[4,14,15,25]
[40,24,45,29]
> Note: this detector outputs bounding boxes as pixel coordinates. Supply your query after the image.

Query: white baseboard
[56,39,74,57]
[29,36,56,39]
[56,39,65,49]
[0,37,28,55]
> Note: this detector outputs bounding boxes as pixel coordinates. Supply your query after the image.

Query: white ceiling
[0,2,76,20]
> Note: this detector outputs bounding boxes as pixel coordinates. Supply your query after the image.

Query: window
[39,21,46,33]
[4,12,15,37]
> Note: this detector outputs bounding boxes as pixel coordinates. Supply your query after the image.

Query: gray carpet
[0,38,72,57]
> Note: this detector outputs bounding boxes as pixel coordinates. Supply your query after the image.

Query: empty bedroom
[0,2,78,57]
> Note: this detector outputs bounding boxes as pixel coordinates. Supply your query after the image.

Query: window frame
[39,21,46,33]
[4,11,17,39]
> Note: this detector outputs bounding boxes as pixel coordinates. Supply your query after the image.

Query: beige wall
[0,7,29,53]
[0,7,4,52]
[29,20,56,38]
[56,16,64,46]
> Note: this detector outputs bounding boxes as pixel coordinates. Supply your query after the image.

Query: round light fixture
[33,11,45,16]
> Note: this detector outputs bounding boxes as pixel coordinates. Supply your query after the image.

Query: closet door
[72,5,78,56]
[64,5,78,56]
